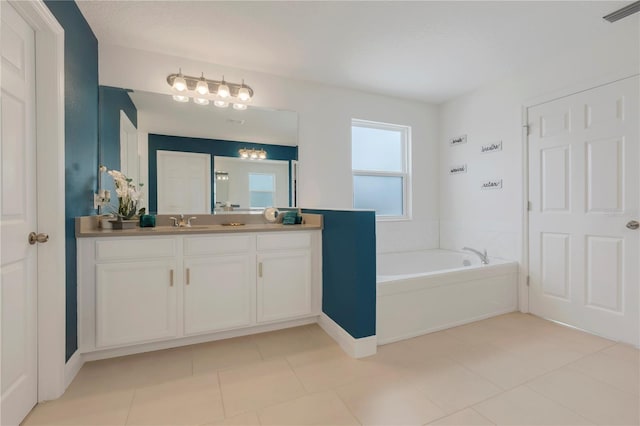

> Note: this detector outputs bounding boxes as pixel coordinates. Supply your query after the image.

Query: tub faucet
[462,247,489,265]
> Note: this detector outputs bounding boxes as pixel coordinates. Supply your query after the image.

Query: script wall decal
[449,134,467,146]
[480,141,502,154]
[480,179,503,190]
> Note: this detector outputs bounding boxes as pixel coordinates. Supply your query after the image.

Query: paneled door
[1,2,38,424]
[528,76,639,345]
[157,150,211,214]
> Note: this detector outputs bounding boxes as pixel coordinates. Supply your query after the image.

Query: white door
[257,250,311,323]
[157,150,211,214]
[184,255,253,335]
[1,3,38,424]
[528,76,639,345]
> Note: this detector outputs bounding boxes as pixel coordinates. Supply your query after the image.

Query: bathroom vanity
[75,214,322,360]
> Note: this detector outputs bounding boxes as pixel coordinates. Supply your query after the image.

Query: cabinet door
[257,250,311,323]
[96,260,177,348]
[184,255,253,335]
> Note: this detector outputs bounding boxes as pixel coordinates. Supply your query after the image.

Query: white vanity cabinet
[96,259,177,348]
[182,235,254,336]
[77,230,321,358]
[257,233,312,323]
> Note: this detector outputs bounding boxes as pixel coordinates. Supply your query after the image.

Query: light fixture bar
[167,73,254,99]
[603,1,640,22]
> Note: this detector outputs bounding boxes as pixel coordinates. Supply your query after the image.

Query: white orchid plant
[100,166,145,220]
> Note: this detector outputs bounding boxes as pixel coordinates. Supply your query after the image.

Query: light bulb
[238,82,251,101]
[172,94,189,102]
[193,97,209,105]
[217,77,230,98]
[233,103,247,111]
[214,100,229,108]
[173,69,187,92]
[195,73,209,95]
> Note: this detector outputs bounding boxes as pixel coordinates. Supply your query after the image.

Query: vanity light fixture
[215,171,229,181]
[167,71,254,109]
[239,148,267,160]
[172,94,189,103]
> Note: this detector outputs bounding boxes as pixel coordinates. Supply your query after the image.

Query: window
[249,173,275,208]
[352,119,410,219]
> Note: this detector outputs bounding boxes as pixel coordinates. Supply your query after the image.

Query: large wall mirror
[98,86,298,215]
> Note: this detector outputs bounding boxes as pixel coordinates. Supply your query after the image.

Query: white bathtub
[376,249,518,344]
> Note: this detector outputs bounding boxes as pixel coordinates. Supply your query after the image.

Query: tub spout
[462,247,489,265]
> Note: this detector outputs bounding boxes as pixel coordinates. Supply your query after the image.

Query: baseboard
[318,313,377,358]
[64,350,84,390]
[82,316,318,362]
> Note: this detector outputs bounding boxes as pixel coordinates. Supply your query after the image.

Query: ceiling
[78,1,637,104]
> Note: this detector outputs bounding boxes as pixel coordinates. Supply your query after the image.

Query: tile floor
[22,313,639,426]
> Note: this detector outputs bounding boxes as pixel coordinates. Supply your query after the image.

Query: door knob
[626,220,639,230]
[28,232,49,245]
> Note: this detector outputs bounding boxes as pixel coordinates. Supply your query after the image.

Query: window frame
[351,119,412,221]
[248,172,276,208]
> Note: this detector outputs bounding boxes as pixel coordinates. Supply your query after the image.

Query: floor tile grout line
[123,388,137,426]
[522,379,601,425]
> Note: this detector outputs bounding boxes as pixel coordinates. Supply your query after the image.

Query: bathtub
[376,249,518,344]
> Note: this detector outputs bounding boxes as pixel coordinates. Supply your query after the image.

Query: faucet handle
[169,217,178,227]
[187,217,197,226]
[179,214,185,220]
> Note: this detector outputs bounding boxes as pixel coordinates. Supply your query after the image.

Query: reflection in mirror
[97,86,298,215]
[214,156,289,210]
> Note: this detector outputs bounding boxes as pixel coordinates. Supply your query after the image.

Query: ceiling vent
[603,1,640,22]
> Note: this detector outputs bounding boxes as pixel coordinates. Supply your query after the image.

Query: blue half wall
[148,134,298,213]
[303,209,377,339]
[44,0,99,361]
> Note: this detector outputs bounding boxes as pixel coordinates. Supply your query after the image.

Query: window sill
[375,216,412,223]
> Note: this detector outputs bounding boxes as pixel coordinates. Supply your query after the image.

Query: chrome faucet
[462,247,489,265]
[169,214,197,227]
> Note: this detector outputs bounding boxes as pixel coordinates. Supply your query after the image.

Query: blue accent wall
[45,0,99,361]
[302,209,377,339]
[148,134,298,213]
[98,85,137,213]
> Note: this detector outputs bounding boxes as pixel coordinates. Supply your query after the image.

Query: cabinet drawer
[96,238,176,261]
[184,235,252,256]
[257,232,311,251]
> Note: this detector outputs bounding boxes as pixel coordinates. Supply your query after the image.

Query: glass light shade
[172,94,189,102]
[239,149,249,158]
[173,75,187,92]
[238,86,251,101]
[195,78,209,95]
[232,103,247,111]
[214,100,229,108]
[258,150,267,160]
[217,82,230,98]
[250,151,258,159]
[193,97,209,105]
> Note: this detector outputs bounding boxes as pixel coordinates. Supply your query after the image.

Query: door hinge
[526,276,530,287]
[523,124,531,136]
[527,201,532,211]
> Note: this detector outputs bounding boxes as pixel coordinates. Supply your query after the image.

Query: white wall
[438,20,639,308]
[100,45,440,253]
